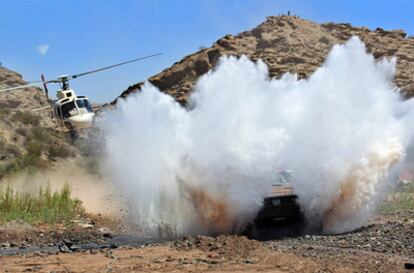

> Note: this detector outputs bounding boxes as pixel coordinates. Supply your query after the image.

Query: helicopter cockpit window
[76,99,93,113]
[61,101,78,118]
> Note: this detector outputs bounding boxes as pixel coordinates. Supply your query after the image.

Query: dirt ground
[0,213,122,249]
[0,211,413,273]
[0,236,409,273]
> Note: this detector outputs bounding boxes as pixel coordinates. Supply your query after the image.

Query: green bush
[26,141,43,157]
[0,184,82,224]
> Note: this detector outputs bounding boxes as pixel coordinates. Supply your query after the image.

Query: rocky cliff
[114,16,414,105]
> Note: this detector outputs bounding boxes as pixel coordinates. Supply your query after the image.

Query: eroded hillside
[0,67,73,178]
[114,16,414,105]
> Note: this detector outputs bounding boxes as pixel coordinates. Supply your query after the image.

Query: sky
[0,0,413,103]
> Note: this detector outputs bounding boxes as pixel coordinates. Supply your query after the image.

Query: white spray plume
[99,37,414,237]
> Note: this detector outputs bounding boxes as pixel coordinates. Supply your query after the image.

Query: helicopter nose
[67,113,95,129]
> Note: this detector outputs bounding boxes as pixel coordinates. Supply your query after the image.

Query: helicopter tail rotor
[41,74,49,99]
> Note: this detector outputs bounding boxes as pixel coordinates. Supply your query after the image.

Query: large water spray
[99,37,414,237]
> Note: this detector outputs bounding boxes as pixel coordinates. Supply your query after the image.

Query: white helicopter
[0,53,162,132]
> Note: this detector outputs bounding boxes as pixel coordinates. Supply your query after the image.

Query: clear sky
[1,0,413,103]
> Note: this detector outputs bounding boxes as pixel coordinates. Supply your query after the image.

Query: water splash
[99,37,414,237]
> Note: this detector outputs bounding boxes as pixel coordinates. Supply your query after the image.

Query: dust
[323,139,403,233]
[0,159,123,217]
[185,185,232,234]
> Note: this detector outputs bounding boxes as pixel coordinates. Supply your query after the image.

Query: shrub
[26,140,43,157]
[381,184,414,213]
[12,111,41,126]
[30,126,50,142]
[0,140,48,178]
[6,145,20,157]
[0,139,5,151]
[0,108,10,119]
[319,36,330,44]
[48,144,71,159]
[15,127,27,136]
[381,193,414,213]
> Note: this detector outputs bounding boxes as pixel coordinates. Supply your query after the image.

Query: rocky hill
[114,16,414,105]
[0,66,73,178]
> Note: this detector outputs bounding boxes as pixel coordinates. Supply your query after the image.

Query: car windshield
[61,101,78,118]
[75,99,93,113]
[275,170,293,184]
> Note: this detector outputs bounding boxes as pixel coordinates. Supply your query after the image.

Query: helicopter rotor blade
[68,53,162,80]
[0,82,44,93]
[0,53,162,93]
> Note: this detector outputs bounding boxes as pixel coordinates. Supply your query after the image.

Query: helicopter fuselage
[52,89,94,130]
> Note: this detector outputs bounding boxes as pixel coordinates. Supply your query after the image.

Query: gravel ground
[0,211,413,272]
[264,211,414,257]
[262,210,414,272]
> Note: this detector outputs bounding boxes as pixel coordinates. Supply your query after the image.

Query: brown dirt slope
[113,15,414,105]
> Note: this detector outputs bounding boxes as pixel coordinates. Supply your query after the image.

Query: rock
[33,251,46,257]
[79,223,94,229]
[62,239,73,247]
[405,263,414,270]
[98,227,113,238]
[243,258,258,264]
[57,242,71,253]
[153,258,167,263]
[89,249,98,255]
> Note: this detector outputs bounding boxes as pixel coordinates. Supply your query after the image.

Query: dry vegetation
[381,183,414,213]
[0,110,72,179]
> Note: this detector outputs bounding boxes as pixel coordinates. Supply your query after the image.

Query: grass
[0,184,82,225]
[380,183,414,213]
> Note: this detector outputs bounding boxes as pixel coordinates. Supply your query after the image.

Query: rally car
[245,170,303,237]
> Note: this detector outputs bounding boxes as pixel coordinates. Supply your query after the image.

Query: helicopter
[0,53,162,133]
